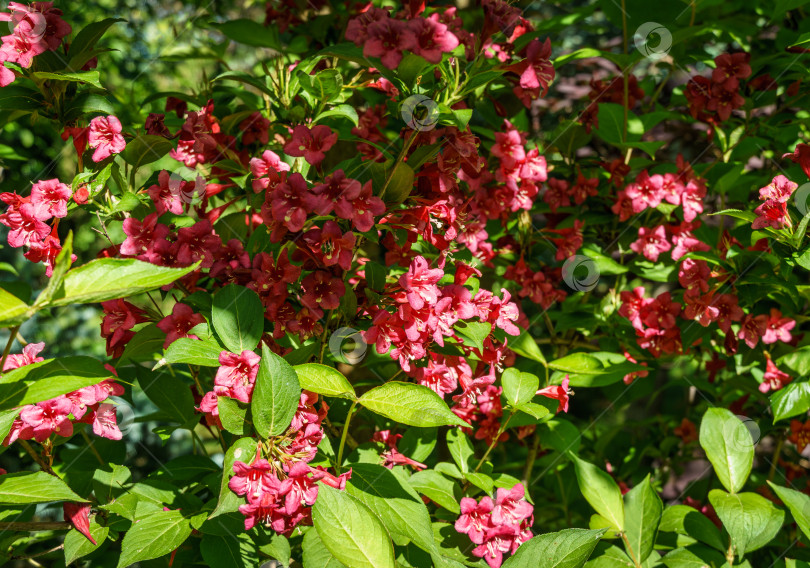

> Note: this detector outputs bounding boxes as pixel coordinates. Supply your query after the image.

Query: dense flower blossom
[456,483,533,567]
[157,303,205,348]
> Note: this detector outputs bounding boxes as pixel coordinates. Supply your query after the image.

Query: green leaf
[64,519,108,565]
[659,505,725,551]
[549,353,604,374]
[659,545,727,568]
[67,17,125,67]
[303,528,347,568]
[251,343,301,438]
[140,370,196,425]
[346,463,436,554]
[623,475,662,563]
[116,509,193,568]
[315,104,359,127]
[708,489,784,557]
[766,482,810,541]
[118,324,164,363]
[0,471,86,504]
[447,428,475,475]
[212,19,280,49]
[297,68,343,102]
[46,259,198,307]
[508,328,547,365]
[32,70,102,88]
[571,454,624,531]
[0,286,31,327]
[376,161,415,206]
[210,438,257,519]
[93,463,131,504]
[408,470,461,513]
[201,532,256,568]
[120,135,174,170]
[294,363,355,399]
[163,336,223,367]
[698,408,753,493]
[454,321,492,352]
[503,528,605,568]
[34,232,73,307]
[312,484,396,568]
[218,396,251,436]
[770,381,810,423]
[0,357,112,411]
[358,382,469,427]
[211,284,264,354]
[709,209,757,223]
[501,368,539,408]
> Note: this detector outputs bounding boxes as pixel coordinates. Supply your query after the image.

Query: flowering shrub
[1,0,810,567]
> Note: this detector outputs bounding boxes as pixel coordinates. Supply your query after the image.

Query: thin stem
[0,325,20,372]
[19,440,51,473]
[621,532,643,568]
[768,436,784,483]
[521,432,540,488]
[472,411,515,476]
[336,401,358,473]
[1,522,70,531]
[80,430,105,466]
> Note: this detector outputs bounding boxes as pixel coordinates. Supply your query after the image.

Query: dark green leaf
[251,344,301,437]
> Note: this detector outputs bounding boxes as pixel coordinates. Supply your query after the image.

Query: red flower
[283,125,338,166]
[408,13,459,64]
[156,303,205,348]
[63,503,96,545]
[788,420,810,454]
[536,376,571,413]
[364,18,417,69]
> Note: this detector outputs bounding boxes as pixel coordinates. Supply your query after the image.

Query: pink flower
[19,396,73,442]
[92,403,122,440]
[630,225,671,262]
[229,458,279,501]
[536,376,571,413]
[0,64,15,86]
[214,350,262,403]
[250,150,290,193]
[738,314,766,349]
[761,308,795,345]
[156,303,205,348]
[2,342,45,371]
[625,171,664,213]
[760,356,791,393]
[408,14,459,64]
[758,175,796,203]
[283,125,337,166]
[88,116,126,162]
[492,484,533,526]
[30,179,71,218]
[507,37,555,98]
[120,213,167,257]
[0,201,51,248]
[456,496,494,544]
[364,18,417,69]
[147,170,185,216]
[399,255,444,310]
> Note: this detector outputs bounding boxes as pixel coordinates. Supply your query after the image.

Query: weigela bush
[1,0,810,566]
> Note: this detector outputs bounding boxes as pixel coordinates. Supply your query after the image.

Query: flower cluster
[685,52,751,124]
[0,1,71,87]
[455,483,534,568]
[2,344,123,444]
[0,178,74,275]
[225,391,349,533]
